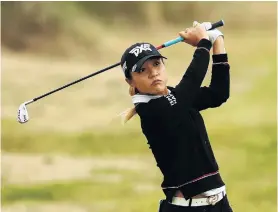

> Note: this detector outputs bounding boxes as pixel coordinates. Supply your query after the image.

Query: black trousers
[158,196,233,212]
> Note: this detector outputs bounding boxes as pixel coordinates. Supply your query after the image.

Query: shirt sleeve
[193,54,230,111]
[174,39,212,108]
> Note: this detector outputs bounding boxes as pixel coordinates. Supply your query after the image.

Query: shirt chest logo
[164,94,177,106]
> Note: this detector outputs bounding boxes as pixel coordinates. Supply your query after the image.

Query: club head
[17,103,29,124]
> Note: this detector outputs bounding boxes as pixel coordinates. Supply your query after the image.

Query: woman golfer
[120,21,233,212]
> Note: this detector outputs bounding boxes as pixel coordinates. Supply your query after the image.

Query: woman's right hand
[178,25,209,47]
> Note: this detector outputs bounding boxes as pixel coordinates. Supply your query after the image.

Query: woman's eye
[139,68,145,73]
[154,61,160,66]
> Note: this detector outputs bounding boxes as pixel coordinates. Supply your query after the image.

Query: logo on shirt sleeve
[164,94,177,106]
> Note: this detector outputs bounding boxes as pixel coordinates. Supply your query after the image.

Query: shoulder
[136,97,176,118]
[135,97,167,116]
[133,87,180,117]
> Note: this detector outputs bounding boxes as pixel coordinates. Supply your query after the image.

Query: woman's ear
[126,78,136,96]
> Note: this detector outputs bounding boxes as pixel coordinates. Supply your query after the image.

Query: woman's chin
[152,85,167,95]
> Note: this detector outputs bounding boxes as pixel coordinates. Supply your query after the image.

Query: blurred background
[1,2,277,212]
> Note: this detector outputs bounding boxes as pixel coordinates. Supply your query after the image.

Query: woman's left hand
[193,21,224,45]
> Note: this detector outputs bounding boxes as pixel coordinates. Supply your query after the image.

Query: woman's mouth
[151,80,162,86]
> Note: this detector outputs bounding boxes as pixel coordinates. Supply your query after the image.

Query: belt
[171,190,226,207]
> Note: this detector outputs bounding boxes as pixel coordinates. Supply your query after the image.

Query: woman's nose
[149,68,159,78]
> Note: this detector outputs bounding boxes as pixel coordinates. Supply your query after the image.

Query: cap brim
[132,54,167,73]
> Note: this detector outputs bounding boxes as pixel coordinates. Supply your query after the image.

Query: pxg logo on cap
[129,44,152,57]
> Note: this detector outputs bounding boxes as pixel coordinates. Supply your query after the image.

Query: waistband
[171,190,226,207]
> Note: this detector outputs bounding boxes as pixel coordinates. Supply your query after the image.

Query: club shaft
[25,100,34,106]
[33,62,121,102]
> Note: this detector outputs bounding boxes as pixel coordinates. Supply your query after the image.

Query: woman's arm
[173,26,212,107]
[213,36,226,54]
[193,36,230,111]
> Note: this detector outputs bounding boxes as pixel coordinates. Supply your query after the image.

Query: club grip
[162,19,225,48]
[210,19,224,30]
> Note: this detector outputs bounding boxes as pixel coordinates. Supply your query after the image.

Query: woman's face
[127,58,168,95]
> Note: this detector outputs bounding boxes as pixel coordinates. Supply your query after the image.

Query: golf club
[17,20,225,124]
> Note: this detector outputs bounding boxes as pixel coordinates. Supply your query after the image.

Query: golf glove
[193,21,224,44]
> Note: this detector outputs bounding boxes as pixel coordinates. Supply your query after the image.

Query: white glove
[193,21,224,44]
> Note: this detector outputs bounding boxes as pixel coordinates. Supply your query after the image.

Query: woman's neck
[139,88,169,96]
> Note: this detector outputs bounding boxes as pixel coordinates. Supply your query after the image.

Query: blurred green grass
[2,119,149,155]
[2,119,276,211]
[2,181,162,212]
[2,119,276,156]
[2,140,276,212]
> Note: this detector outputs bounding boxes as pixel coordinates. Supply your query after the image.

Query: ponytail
[119,86,137,124]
